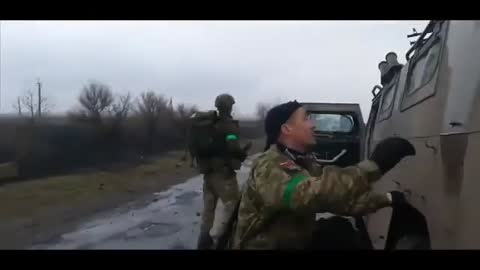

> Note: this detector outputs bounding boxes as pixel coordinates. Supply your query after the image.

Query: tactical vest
[188,111,240,173]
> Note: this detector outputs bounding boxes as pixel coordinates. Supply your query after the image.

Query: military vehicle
[301,102,373,249]
[304,20,480,249]
[360,20,480,250]
[302,103,365,169]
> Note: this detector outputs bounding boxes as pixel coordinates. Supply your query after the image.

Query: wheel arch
[385,203,431,250]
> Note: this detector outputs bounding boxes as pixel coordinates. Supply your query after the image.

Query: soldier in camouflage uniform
[229,101,415,249]
[196,94,251,249]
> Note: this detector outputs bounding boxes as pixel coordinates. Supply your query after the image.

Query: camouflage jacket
[231,145,391,249]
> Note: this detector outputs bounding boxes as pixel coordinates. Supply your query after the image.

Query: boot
[197,230,213,250]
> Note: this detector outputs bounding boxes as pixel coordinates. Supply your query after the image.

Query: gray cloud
[0,20,428,118]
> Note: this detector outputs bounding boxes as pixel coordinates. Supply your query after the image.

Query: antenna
[407,27,422,45]
[406,21,438,61]
[407,28,419,37]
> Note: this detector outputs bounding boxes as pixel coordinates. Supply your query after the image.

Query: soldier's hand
[243,142,253,152]
[388,191,407,208]
[370,137,415,175]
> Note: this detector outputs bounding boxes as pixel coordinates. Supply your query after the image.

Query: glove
[370,137,416,174]
[388,191,407,208]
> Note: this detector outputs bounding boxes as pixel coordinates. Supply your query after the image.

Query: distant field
[0,163,17,179]
[0,150,198,249]
[0,137,264,249]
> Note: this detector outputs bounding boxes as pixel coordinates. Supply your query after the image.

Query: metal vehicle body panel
[364,20,480,249]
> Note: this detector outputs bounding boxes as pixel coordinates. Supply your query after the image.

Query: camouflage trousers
[200,167,240,248]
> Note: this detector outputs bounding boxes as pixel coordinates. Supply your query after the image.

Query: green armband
[282,174,307,207]
[226,134,238,141]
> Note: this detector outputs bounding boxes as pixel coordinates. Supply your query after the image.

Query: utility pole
[17,97,22,115]
[37,79,41,118]
[169,97,174,116]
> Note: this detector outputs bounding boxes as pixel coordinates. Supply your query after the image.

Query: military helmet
[215,93,235,109]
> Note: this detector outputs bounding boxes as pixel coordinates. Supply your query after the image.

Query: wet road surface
[31,155,259,250]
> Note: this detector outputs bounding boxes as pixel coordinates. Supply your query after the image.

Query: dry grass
[0,150,197,249]
[0,151,193,219]
[0,163,18,179]
[0,140,265,220]
[0,138,265,249]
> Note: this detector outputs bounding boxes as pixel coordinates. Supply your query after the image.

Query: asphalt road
[31,155,258,250]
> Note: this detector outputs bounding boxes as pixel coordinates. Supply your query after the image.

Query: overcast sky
[0,20,428,118]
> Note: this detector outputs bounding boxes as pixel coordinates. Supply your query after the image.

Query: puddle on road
[32,155,260,249]
[175,191,200,205]
[140,222,183,237]
[153,192,170,200]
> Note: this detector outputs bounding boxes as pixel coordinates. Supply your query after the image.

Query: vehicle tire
[393,235,430,250]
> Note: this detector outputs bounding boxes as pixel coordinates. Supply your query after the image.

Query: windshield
[309,113,355,133]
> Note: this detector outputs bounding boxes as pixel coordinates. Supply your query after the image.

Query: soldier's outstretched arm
[256,159,390,216]
[340,190,391,216]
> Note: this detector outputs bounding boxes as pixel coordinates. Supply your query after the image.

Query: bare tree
[12,97,23,116]
[13,89,53,120]
[136,91,169,118]
[174,103,198,137]
[107,92,133,141]
[78,81,114,122]
[20,90,36,119]
[176,103,186,119]
[110,92,132,121]
[136,91,169,153]
[175,103,198,120]
[174,103,199,165]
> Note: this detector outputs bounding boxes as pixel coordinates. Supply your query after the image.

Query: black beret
[264,100,302,151]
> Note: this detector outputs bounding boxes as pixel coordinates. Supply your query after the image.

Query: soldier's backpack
[188,110,219,161]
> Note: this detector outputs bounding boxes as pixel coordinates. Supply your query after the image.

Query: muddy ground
[32,154,259,249]
[0,138,264,249]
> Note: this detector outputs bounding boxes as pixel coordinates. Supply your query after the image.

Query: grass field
[0,150,197,249]
[0,137,265,249]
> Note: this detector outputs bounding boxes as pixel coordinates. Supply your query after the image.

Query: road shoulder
[0,150,197,249]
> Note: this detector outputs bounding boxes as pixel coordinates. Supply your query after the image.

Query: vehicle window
[309,113,354,133]
[376,78,399,122]
[400,21,447,111]
[406,41,442,96]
